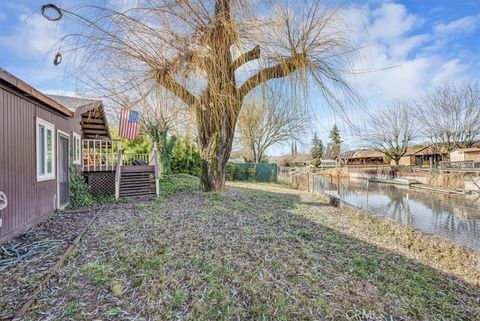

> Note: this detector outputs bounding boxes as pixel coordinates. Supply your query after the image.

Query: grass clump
[160,173,200,196]
[80,261,113,286]
[62,301,79,318]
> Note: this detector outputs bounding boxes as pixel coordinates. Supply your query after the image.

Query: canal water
[313,176,480,250]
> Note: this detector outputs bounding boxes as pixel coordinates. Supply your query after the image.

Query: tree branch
[239,54,305,97]
[231,45,260,71]
[154,69,198,107]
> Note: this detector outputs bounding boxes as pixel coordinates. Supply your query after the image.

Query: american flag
[118,109,139,140]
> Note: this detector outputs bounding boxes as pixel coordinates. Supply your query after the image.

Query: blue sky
[0,0,479,155]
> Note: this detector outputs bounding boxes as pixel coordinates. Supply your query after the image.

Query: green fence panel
[230,163,278,182]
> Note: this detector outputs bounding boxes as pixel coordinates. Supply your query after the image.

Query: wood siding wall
[0,83,81,243]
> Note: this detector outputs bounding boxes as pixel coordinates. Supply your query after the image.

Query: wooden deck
[82,139,150,172]
[81,139,159,199]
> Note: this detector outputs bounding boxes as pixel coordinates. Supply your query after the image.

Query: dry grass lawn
[12,174,480,320]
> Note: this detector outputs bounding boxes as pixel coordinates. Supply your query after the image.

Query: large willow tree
[44,0,358,191]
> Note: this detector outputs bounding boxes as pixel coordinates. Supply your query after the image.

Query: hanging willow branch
[41,0,362,191]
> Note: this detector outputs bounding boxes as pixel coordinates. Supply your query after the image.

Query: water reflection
[313,176,480,250]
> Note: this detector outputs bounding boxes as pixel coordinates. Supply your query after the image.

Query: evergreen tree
[291,142,295,157]
[328,124,342,159]
[294,142,298,156]
[310,132,323,160]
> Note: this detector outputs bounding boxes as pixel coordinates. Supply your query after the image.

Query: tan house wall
[398,156,413,166]
[450,151,464,162]
[450,150,480,162]
[465,152,480,161]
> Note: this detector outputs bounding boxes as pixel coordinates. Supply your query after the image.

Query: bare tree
[237,86,307,163]
[366,101,417,165]
[92,70,190,175]
[416,82,480,153]
[42,0,359,191]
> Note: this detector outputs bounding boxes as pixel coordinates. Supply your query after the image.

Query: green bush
[226,162,235,181]
[69,166,94,208]
[247,167,256,181]
[111,128,151,154]
[311,158,321,167]
[160,174,200,196]
[158,132,176,177]
[171,137,201,177]
[233,166,246,180]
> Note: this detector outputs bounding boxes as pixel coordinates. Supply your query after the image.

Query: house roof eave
[0,68,73,117]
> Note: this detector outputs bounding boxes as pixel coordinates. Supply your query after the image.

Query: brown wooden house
[346,150,387,166]
[0,69,159,243]
[392,145,447,166]
[0,69,79,243]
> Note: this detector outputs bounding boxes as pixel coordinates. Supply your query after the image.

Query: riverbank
[232,182,479,287]
[2,176,476,320]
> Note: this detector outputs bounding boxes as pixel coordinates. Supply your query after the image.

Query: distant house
[270,153,311,167]
[450,148,480,162]
[0,69,157,243]
[318,159,337,168]
[346,150,387,166]
[393,145,447,166]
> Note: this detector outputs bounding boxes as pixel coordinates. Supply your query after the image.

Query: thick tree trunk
[196,98,240,191]
[199,138,231,191]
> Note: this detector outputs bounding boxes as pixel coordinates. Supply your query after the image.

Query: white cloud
[0,13,64,57]
[389,33,429,59]
[340,2,478,107]
[369,2,418,42]
[431,59,468,86]
[42,89,80,97]
[434,15,480,35]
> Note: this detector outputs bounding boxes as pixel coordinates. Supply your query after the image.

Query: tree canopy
[43,0,360,190]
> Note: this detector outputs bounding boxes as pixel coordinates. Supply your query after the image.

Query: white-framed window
[72,132,81,165]
[36,118,55,181]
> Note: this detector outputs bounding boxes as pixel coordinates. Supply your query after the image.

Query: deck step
[119,166,157,198]
[120,187,156,192]
[121,182,155,187]
[121,178,155,183]
[120,191,156,196]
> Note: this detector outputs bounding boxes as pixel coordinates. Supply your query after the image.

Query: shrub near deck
[25,175,479,320]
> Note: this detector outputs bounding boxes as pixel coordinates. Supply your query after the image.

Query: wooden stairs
[119,165,157,198]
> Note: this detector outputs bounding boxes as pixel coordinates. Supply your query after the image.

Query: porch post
[153,142,160,197]
[115,142,123,200]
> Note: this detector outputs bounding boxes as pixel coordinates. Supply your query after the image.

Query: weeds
[61,301,79,318]
[80,261,113,286]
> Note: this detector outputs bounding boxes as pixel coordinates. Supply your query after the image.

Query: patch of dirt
[0,205,111,319]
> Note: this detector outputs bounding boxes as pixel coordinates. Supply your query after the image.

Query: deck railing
[122,153,151,166]
[82,139,119,172]
[82,139,154,171]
